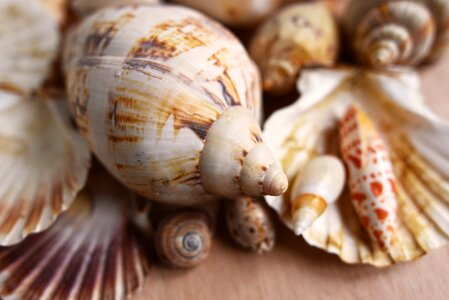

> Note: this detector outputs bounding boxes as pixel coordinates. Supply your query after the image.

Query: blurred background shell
[250,2,339,94]
[63,4,288,205]
[173,0,283,27]
[343,0,449,68]
[70,0,161,17]
[264,68,449,267]
[0,169,151,299]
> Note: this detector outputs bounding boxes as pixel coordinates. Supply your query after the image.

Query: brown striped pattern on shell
[0,93,90,246]
[264,68,449,267]
[64,4,262,204]
[0,170,151,300]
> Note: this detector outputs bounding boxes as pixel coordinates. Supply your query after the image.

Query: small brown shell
[225,197,275,253]
[155,210,213,268]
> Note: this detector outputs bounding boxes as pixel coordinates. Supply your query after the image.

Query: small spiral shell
[225,197,275,253]
[344,0,437,68]
[155,210,212,268]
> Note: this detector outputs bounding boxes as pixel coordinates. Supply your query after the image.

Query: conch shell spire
[290,155,345,235]
[340,105,398,251]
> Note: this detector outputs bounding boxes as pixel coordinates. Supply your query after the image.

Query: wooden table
[132,53,449,300]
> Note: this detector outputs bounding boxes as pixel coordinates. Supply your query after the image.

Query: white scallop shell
[0,0,59,93]
[0,91,90,246]
[264,68,449,267]
[0,170,151,299]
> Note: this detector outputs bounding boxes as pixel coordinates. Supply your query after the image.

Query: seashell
[0,169,151,299]
[225,197,275,253]
[264,67,449,267]
[63,4,288,205]
[344,0,449,68]
[41,0,68,23]
[249,2,339,94]
[0,0,59,93]
[70,0,161,17]
[155,210,212,268]
[173,0,282,27]
[0,91,90,246]
[289,155,345,235]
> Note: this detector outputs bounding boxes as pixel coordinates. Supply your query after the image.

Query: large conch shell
[0,169,151,299]
[0,0,59,93]
[344,0,449,68]
[264,67,449,267]
[173,0,282,27]
[70,0,161,17]
[249,2,339,94]
[64,4,288,205]
[0,92,90,246]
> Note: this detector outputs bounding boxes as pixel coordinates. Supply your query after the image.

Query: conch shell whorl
[344,0,438,68]
[63,4,288,205]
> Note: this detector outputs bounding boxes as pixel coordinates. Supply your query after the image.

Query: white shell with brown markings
[264,67,449,267]
[64,4,288,205]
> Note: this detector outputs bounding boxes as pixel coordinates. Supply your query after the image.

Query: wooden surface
[132,58,449,300]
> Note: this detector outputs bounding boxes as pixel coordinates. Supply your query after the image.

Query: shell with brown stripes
[63,4,288,205]
[343,0,449,68]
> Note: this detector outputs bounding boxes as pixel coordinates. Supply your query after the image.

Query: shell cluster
[1,0,449,299]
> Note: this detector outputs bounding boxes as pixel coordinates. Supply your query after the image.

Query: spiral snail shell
[155,210,213,268]
[249,2,339,94]
[64,4,288,205]
[225,197,275,253]
[173,0,282,27]
[344,0,449,68]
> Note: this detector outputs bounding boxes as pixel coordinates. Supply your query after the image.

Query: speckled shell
[264,68,449,267]
[0,169,151,299]
[249,2,339,94]
[225,197,275,253]
[70,0,161,17]
[344,0,449,68]
[64,4,288,205]
[155,210,212,268]
[0,91,90,246]
[173,0,282,27]
[0,0,59,93]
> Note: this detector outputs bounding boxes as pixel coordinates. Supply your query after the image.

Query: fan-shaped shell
[0,169,151,299]
[249,2,339,94]
[0,0,59,93]
[70,0,161,17]
[173,0,282,27]
[64,4,287,205]
[0,92,90,246]
[264,68,449,267]
[344,0,437,68]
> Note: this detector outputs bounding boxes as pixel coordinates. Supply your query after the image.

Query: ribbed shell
[423,0,449,60]
[0,0,59,93]
[70,0,161,17]
[0,92,90,246]
[264,68,449,267]
[64,4,262,205]
[344,0,438,67]
[0,170,151,300]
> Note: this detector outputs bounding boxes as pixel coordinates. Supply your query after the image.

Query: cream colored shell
[264,68,449,267]
[0,0,59,93]
[250,2,339,94]
[64,4,287,205]
[70,0,161,17]
[173,0,282,27]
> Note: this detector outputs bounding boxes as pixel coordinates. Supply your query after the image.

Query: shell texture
[173,0,282,27]
[41,0,68,23]
[0,0,59,93]
[155,210,212,268]
[64,4,288,205]
[264,67,449,267]
[250,2,339,94]
[70,0,161,17]
[344,0,449,68]
[225,197,275,253]
[0,169,152,300]
[0,92,90,246]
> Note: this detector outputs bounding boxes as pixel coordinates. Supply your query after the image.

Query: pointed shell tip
[263,164,288,196]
